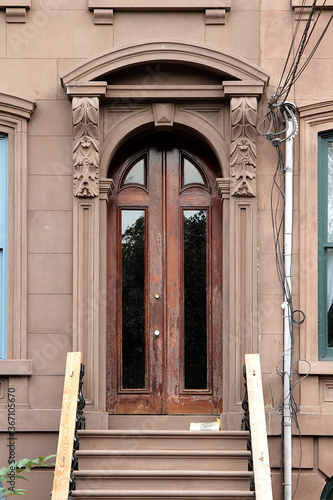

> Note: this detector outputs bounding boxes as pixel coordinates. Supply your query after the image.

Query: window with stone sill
[0,134,8,360]
[318,132,333,359]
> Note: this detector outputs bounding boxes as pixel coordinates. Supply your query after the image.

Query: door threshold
[108,415,220,431]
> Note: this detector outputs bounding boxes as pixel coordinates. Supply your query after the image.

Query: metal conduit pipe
[283,104,296,500]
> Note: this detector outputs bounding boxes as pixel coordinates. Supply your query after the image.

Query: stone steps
[71,490,255,499]
[77,430,249,451]
[74,469,253,490]
[76,449,251,471]
[73,426,253,500]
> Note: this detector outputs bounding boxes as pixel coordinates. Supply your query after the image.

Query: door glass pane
[121,210,146,389]
[328,142,333,242]
[183,210,207,389]
[183,157,205,187]
[123,157,146,187]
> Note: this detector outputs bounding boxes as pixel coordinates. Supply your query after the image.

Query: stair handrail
[51,352,85,500]
[244,353,273,500]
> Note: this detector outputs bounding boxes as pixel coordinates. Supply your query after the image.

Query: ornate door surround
[61,41,269,428]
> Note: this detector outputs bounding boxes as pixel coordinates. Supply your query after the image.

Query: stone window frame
[298,101,333,374]
[318,132,333,360]
[0,133,8,360]
[0,92,35,375]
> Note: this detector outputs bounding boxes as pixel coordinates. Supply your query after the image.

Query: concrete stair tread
[71,489,255,498]
[78,430,249,437]
[77,450,251,457]
[75,470,253,478]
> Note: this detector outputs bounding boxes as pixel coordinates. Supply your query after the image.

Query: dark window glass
[121,210,146,389]
[183,210,207,389]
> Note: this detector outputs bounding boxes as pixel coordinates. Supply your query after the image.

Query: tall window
[0,134,8,359]
[318,133,333,359]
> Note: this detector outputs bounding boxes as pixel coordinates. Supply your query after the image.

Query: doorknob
[154,330,160,337]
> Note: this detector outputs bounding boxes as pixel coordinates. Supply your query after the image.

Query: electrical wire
[263,103,307,498]
[266,0,333,108]
[259,3,333,496]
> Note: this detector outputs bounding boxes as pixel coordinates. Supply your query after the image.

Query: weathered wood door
[106,134,222,414]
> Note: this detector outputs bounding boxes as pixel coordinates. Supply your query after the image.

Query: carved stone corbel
[72,97,99,198]
[230,97,257,197]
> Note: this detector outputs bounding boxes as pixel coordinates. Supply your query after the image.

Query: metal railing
[51,352,85,500]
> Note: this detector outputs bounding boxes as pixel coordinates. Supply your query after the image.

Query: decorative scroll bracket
[230,97,257,197]
[72,97,100,198]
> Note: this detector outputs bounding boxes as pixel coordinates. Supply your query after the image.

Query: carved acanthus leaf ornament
[230,97,257,197]
[72,97,99,197]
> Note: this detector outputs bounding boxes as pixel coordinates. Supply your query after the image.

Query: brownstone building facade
[1,1,333,498]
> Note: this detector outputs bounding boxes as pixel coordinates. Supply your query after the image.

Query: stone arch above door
[61,41,269,91]
[60,41,269,427]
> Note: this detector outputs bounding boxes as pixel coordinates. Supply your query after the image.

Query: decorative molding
[0,92,35,360]
[152,103,175,128]
[322,380,333,402]
[73,201,99,406]
[292,0,333,19]
[0,92,35,119]
[93,8,113,24]
[178,104,224,135]
[230,97,257,197]
[103,104,150,139]
[0,1,30,22]
[65,82,107,99]
[215,178,230,201]
[5,7,26,22]
[292,0,333,8]
[0,0,30,5]
[223,80,267,98]
[89,0,231,10]
[99,178,114,202]
[72,97,100,198]
[205,8,226,24]
[0,360,32,375]
[61,42,269,95]
[106,85,224,100]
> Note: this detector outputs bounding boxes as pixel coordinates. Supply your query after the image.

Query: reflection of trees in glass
[184,210,207,389]
[122,213,145,389]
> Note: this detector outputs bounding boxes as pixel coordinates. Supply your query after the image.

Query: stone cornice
[292,0,333,8]
[0,92,35,120]
[61,42,269,98]
[89,2,230,24]
[100,178,114,202]
[89,0,231,10]
[0,360,32,376]
[215,178,230,201]
[65,82,108,99]
[223,80,267,98]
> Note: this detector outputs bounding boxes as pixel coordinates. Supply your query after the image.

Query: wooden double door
[107,134,222,414]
